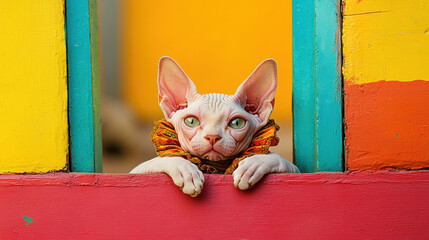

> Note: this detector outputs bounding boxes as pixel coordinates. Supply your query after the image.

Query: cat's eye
[229,117,246,129]
[184,116,200,127]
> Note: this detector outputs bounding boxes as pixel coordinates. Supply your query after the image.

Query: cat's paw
[163,157,205,197]
[232,153,299,190]
[130,156,204,197]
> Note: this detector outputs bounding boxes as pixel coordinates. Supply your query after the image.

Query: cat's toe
[237,179,251,190]
[181,171,203,197]
[233,171,252,190]
[170,169,185,188]
[182,182,201,197]
[248,169,265,186]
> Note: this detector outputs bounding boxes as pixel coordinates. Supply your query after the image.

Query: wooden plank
[66,0,103,172]
[343,0,429,170]
[293,0,343,172]
[292,0,317,173]
[314,0,343,171]
[1,172,429,239]
[0,0,68,173]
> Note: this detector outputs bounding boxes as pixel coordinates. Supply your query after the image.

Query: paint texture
[345,81,429,170]
[0,1,68,173]
[343,0,429,170]
[67,0,103,172]
[343,0,429,85]
[293,0,343,172]
[1,173,429,239]
[122,0,292,121]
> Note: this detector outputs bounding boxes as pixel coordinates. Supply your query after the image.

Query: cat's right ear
[157,57,199,120]
[234,59,277,125]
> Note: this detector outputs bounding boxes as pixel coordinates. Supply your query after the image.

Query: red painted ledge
[1,172,429,239]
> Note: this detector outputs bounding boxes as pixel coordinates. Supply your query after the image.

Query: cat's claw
[233,153,299,190]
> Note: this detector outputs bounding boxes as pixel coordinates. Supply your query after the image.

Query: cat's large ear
[234,59,277,124]
[158,57,199,120]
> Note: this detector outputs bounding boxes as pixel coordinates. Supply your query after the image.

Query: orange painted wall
[345,81,429,170]
[121,0,292,121]
[343,0,429,170]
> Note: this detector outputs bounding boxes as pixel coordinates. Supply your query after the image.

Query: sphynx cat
[130,57,299,197]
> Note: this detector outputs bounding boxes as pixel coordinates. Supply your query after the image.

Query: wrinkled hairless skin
[130,57,299,197]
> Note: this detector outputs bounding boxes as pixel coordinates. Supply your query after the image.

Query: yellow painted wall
[0,1,68,173]
[122,0,292,121]
[343,0,429,84]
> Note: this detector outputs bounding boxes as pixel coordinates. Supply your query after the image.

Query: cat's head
[158,57,277,161]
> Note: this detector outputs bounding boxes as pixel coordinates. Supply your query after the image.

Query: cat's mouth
[201,149,228,161]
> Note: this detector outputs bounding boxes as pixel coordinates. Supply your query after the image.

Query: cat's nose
[204,135,221,145]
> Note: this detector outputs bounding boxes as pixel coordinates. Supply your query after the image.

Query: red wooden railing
[1,172,429,239]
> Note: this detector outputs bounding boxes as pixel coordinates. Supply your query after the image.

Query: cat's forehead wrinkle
[200,93,239,105]
[192,93,237,114]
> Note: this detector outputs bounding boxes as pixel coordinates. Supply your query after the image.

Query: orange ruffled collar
[151,119,280,174]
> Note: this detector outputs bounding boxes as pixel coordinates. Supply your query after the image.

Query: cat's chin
[200,150,229,161]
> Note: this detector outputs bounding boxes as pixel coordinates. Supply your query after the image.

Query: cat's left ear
[234,59,277,124]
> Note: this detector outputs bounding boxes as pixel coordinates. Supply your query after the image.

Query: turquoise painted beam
[292,0,317,173]
[292,0,343,172]
[66,0,103,172]
[314,0,343,171]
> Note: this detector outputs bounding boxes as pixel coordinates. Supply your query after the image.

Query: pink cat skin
[130,57,299,197]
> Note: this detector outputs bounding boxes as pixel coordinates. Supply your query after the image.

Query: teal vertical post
[314,0,343,171]
[292,0,317,173]
[66,0,103,172]
[293,0,343,172]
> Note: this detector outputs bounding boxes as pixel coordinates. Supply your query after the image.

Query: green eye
[229,117,246,129]
[184,116,200,127]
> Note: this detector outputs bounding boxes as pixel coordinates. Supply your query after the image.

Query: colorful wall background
[3,0,427,174]
[343,0,429,170]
